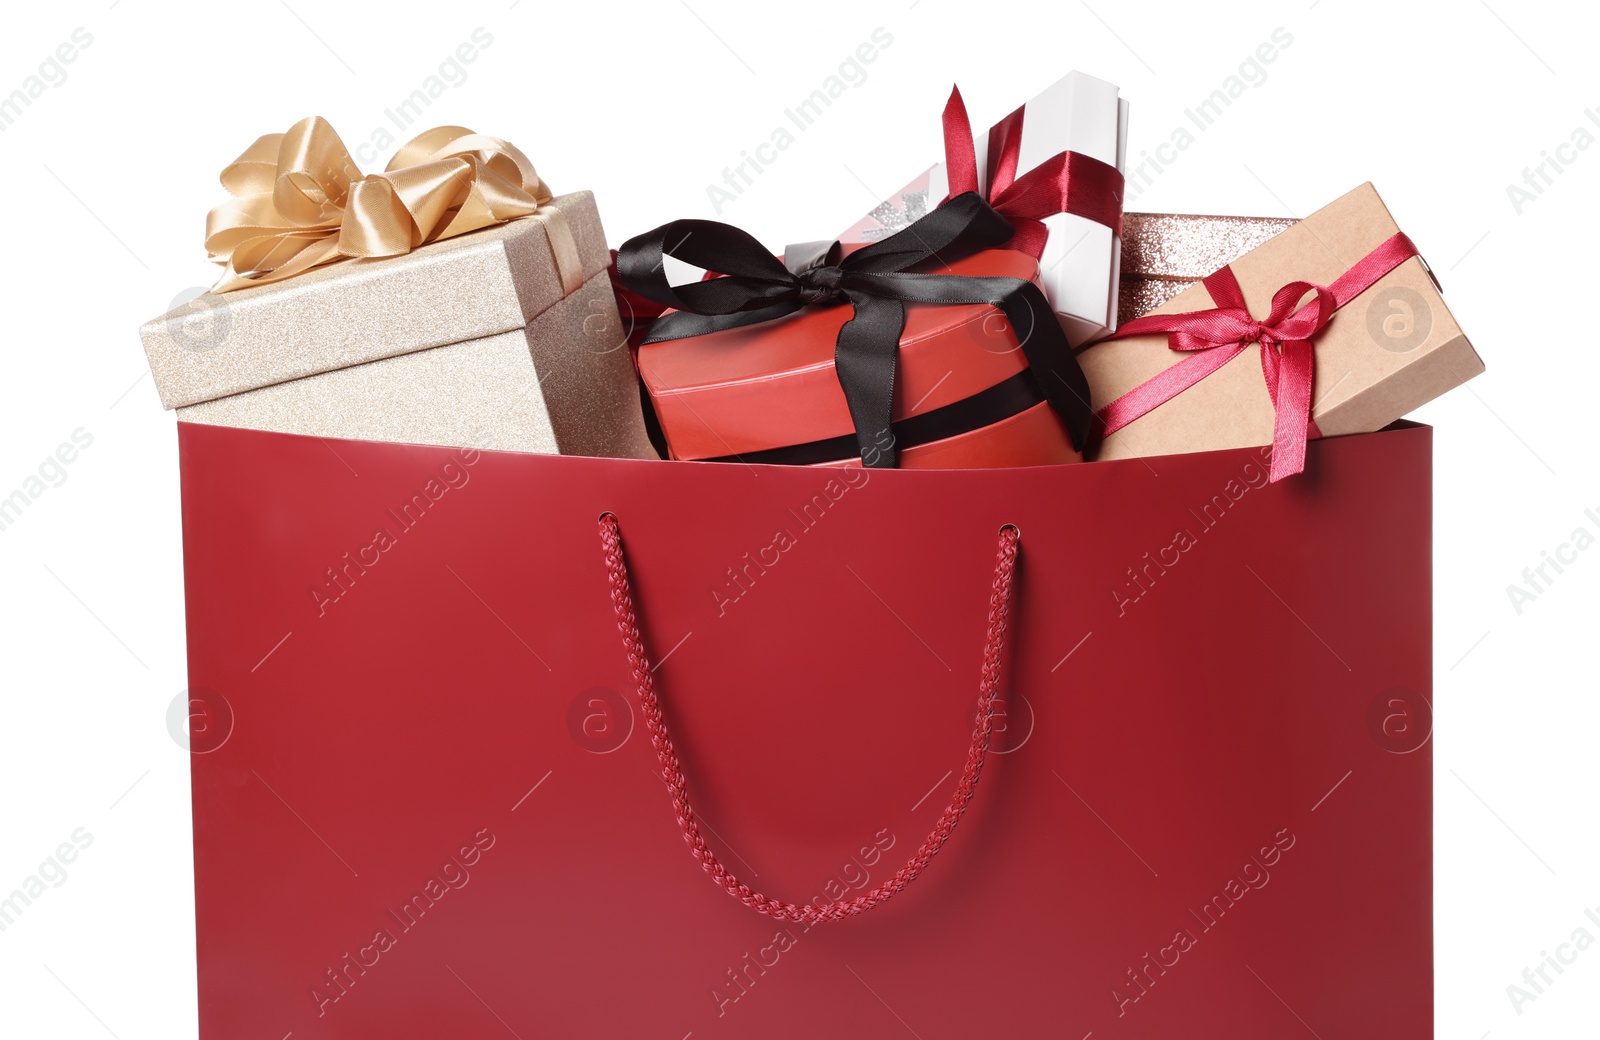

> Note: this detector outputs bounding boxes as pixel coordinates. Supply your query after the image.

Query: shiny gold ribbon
[204,117,583,294]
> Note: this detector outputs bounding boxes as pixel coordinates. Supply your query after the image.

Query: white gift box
[840,71,1129,346]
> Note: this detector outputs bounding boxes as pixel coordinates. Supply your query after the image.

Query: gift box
[139,122,657,459]
[1119,212,1297,325]
[619,191,1095,470]
[840,72,1129,345]
[637,247,1078,469]
[1081,182,1484,480]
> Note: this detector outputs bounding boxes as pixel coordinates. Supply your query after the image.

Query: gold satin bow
[204,117,582,294]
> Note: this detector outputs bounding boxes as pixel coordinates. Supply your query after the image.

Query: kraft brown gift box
[138,192,658,459]
[1080,182,1484,464]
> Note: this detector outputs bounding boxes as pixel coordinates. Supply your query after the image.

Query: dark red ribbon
[941,86,1125,259]
[1094,231,1422,481]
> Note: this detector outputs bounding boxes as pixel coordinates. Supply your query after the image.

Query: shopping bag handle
[598,512,1020,923]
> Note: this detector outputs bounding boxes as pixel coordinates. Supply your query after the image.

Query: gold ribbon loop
[205,116,581,294]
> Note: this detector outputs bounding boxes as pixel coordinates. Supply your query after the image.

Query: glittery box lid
[139,191,610,410]
[1122,212,1298,279]
[1119,212,1298,324]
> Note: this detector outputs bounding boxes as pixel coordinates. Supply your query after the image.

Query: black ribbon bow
[615,191,1092,468]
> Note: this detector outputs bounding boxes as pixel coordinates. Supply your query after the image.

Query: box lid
[139,190,608,409]
[1119,212,1298,323]
[1121,212,1297,280]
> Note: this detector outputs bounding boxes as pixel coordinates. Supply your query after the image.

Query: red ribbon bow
[941,86,1124,259]
[1095,231,1423,481]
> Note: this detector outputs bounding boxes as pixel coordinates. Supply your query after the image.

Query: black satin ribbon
[615,191,1092,468]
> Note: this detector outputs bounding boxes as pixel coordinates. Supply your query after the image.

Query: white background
[0,0,1594,1036]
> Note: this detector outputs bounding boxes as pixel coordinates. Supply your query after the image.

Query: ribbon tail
[1266,340,1316,481]
[836,292,905,467]
[846,268,1092,454]
[539,204,586,296]
[941,87,980,199]
[985,104,1026,199]
[993,280,1092,451]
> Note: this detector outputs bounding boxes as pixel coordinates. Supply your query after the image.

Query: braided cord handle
[598,513,1020,924]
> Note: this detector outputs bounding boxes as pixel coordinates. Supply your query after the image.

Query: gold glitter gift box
[138,191,658,459]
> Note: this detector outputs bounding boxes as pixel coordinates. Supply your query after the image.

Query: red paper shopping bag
[177,420,1432,1039]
